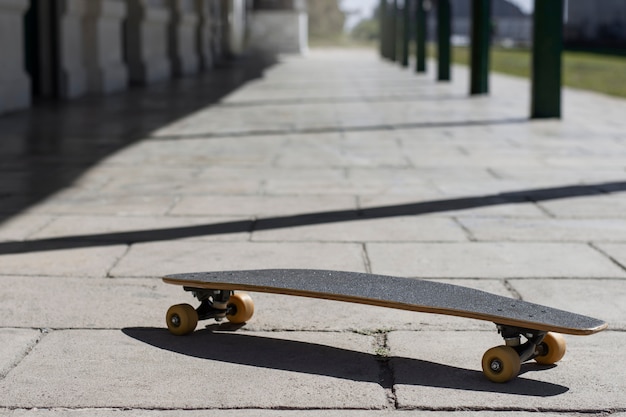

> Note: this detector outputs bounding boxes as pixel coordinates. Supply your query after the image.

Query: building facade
[564,0,626,49]
[0,0,308,116]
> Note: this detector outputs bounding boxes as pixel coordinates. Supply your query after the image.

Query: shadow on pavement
[1,180,625,255]
[0,52,278,220]
[122,327,569,397]
[149,117,530,140]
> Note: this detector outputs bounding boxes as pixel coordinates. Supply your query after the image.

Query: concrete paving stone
[366,242,626,278]
[252,216,468,243]
[96,171,203,195]
[274,137,410,169]
[0,411,584,417]
[0,276,180,330]
[175,177,262,195]
[508,279,626,330]
[0,330,387,409]
[458,217,626,242]
[357,193,548,218]
[76,164,199,185]
[109,241,368,278]
[0,329,41,378]
[169,194,357,217]
[538,194,626,218]
[343,169,446,196]
[263,167,440,196]
[0,244,128,277]
[432,179,555,198]
[103,137,281,167]
[594,243,626,271]
[26,194,178,217]
[29,215,251,242]
[0,215,53,241]
[0,274,513,332]
[149,109,292,137]
[83,165,199,187]
[491,167,626,185]
[241,279,514,332]
[389,330,626,411]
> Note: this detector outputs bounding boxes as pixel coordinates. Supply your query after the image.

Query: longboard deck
[163,269,607,335]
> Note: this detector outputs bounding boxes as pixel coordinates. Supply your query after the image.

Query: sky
[340,0,534,30]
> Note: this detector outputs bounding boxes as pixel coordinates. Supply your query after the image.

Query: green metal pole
[415,0,427,72]
[531,0,563,119]
[470,0,491,95]
[380,0,388,58]
[437,0,451,81]
[390,0,398,61]
[401,0,410,67]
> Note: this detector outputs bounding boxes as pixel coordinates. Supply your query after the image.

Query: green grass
[447,46,626,99]
[308,37,626,99]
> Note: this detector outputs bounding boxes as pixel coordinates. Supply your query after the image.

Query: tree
[308,0,347,39]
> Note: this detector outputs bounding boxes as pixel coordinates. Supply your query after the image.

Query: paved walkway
[1,48,625,415]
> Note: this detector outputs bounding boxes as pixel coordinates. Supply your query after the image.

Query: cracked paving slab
[0,329,42,378]
[0,330,387,410]
[388,330,625,411]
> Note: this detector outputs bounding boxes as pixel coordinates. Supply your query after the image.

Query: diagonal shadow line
[149,117,530,141]
[216,93,469,108]
[122,327,569,397]
[0,181,624,255]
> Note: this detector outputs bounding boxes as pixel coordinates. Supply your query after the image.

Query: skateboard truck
[166,287,255,336]
[186,287,231,322]
[482,324,566,383]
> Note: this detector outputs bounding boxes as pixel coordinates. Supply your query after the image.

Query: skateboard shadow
[122,327,569,397]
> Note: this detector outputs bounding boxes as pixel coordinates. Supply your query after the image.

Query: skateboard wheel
[226,292,254,324]
[166,304,198,336]
[482,346,521,383]
[535,332,567,365]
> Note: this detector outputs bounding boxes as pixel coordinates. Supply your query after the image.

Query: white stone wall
[0,0,303,114]
[0,0,31,114]
[125,0,172,84]
[248,10,308,54]
[83,0,129,94]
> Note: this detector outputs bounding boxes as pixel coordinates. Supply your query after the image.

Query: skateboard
[163,269,607,383]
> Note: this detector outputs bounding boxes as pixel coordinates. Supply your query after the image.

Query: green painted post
[380,0,388,58]
[401,0,411,67]
[531,0,563,118]
[415,0,427,72]
[470,0,491,95]
[390,0,398,61]
[437,0,451,81]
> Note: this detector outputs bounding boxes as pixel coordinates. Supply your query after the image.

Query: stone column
[209,0,223,62]
[470,0,491,95]
[531,0,563,119]
[196,0,213,69]
[0,0,31,114]
[125,0,172,85]
[248,0,308,55]
[58,0,88,98]
[169,0,200,76]
[83,0,129,94]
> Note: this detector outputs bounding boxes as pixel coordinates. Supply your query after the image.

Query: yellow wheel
[535,332,566,365]
[166,304,198,336]
[482,346,521,383]
[226,292,254,324]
